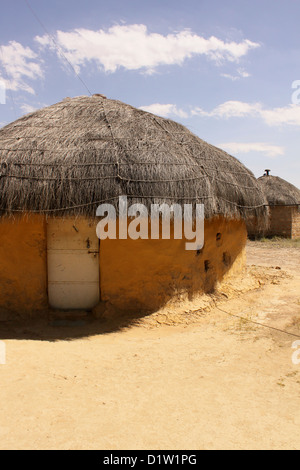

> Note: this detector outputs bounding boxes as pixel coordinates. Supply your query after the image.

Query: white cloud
[20,102,48,115]
[218,142,285,158]
[191,100,262,118]
[260,105,300,127]
[20,103,38,114]
[139,103,188,119]
[193,100,300,127]
[0,41,43,94]
[221,68,251,81]
[220,73,240,81]
[35,24,260,73]
[140,100,300,129]
[238,68,251,78]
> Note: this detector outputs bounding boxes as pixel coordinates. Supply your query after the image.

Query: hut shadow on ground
[0,308,158,341]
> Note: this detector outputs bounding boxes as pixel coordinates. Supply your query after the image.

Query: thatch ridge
[0,95,267,220]
[258,175,300,206]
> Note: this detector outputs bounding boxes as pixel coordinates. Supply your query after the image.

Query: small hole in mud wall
[204,260,211,272]
[223,252,231,267]
[216,232,222,246]
[196,245,204,256]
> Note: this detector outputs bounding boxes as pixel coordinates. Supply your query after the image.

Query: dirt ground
[0,240,299,450]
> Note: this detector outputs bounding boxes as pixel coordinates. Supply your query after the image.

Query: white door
[47,219,100,310]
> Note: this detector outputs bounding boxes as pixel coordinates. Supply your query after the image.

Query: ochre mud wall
[0,215,247,317]
[247,206,300,240]
[268,206,292,238]
[100,217,247,312]
[0,215,48,318]
[246,215,267,240]
[291,207,300,239]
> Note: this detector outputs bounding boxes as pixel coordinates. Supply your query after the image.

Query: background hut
[0,95,267,319]
[253,170,300,239]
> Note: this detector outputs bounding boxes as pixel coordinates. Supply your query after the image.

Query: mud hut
[252,170,300,239]
[0,95,267,319]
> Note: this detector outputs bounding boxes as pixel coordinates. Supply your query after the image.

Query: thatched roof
[258,174,300,206]
[0,95,267,220]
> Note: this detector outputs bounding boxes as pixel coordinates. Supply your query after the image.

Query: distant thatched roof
[0,95,267,220]
[258,174,300,206]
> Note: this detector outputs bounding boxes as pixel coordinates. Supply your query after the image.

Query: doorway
[47,219,100,310]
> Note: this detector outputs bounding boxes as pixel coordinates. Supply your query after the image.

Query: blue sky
[0,0,299,187]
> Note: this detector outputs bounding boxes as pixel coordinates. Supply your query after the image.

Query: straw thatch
[258,174,300,206]
[0,95,267,220]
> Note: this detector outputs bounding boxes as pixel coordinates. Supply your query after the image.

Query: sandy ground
[0,240,299,450]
